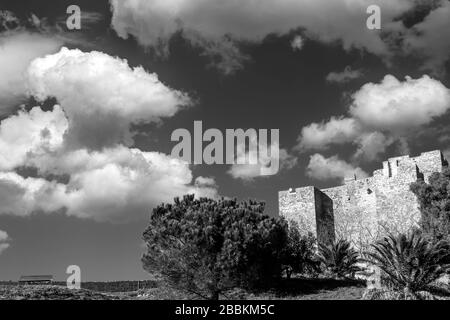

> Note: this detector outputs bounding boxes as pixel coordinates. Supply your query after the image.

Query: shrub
[410,168,450,242]
[362,288,437,300]
[317,239,362,279]
[365,231,450,294]
[142,195,288,300]
[281,222,319,278]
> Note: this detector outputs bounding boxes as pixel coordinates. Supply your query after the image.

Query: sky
[0,0,449,281]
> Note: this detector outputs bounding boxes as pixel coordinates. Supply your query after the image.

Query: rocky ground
[0,285,119,300]
[1,281,448,300]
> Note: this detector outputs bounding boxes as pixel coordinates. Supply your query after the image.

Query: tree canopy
[411,168,450,242]
[142,194,288,299]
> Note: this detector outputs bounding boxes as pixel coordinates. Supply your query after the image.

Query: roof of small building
[19,275,54,282]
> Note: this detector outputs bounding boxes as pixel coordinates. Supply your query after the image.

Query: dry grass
[0,285,118,300]
[0,277,367,300]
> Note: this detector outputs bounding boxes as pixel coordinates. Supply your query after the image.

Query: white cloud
[0,171,68,216]
[297,117,360,151]
[326,66,364,84]
[26,47,191,149]
[0,106,68,171]
[0,144,218,222]
[0,47,218,222]
[350,75,450,132]
[0,229,10,254]
[306,153,368,182]
[353,131,395,161]
[194,176,217,188]
[0,32,62,113]
[228,141,297,181]
[402,1,450,75]
[298,75,450,162]
[109,0,413,73]
[291,35,304,51]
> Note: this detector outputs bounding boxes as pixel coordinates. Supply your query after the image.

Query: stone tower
[278,150,447,250]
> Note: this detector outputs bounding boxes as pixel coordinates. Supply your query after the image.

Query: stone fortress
[279,150,448,251]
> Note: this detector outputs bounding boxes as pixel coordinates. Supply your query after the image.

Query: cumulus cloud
[0,106,68,171]
[0,139,218,222]
[306,154,368,182]
[0,171,67,216]
[297,117,361,151]
[402,1,450,75]
[0,32,62,113]
[298,75,450,162]
[326,66,364,84]
[228,143,297,181]
[0,229,10,254]
[350,75,450,132]
[109,0,413,74]
[0,47,218,222]
[26,47,191,149]
[353,131,395,162]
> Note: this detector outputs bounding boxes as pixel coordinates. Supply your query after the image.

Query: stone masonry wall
[279,150,446,251]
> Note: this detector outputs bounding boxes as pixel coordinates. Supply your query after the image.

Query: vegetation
[365,231,450,295]
[411,168,450,242]
[281,222,319,278]
[317,239,362,279]
[0,285,118,300]
[142,195,288,300]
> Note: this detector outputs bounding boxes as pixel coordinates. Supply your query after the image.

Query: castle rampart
[279,150,447,250]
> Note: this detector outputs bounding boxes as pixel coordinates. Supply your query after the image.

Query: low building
[19,275,54,285]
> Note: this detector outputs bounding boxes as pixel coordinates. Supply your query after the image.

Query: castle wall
[279,187,317,236]
[279,150,446,251]
[322,177,378,251]
[278,186,335,245]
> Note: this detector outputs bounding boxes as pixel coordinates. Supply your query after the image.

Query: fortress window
[367,188,372,194]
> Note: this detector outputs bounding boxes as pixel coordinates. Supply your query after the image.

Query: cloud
[26,47,191,149]
[297,117,361,151]
[443,149,450,162]
[228,141,297,181]
[0,47,218,222]
[0,171,68,217]
[0,10,20,31]
[291,35,304,51]
[306,153,368,182]
[0,229,10,254]
[0,32,62,113]
[109,0,413,74]
[298,74,450,161]
[194,176,217,188]
[402,1,450,75]
[326,66,364,84]
[353,131,395,161]
[0,142,218,222]
[0,106,68,171]
[350,75,450,132]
